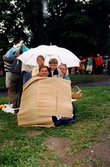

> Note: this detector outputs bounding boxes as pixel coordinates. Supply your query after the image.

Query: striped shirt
[4,61,11,72]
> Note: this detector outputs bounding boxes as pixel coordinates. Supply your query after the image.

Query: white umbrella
[17,45,80,67]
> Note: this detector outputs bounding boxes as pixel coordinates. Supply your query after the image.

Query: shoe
[14,109,19,114]
[68,118,76,123]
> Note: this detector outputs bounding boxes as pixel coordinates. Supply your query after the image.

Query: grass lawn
[0,85,110,166]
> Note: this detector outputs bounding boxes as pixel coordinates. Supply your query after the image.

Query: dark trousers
[11,73,22,108]
[52,103,76,126]
[95,65,102,74]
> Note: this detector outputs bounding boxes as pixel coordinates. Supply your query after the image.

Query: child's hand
[33,73,40,77]
[36,73,40,76]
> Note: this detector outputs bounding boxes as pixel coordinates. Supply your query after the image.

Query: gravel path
[0,92,7,97]
[0,79,110,97]
[72,79,110,88]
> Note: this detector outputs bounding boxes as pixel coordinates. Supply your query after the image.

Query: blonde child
[32,55,44,77]
[58,64,70,80]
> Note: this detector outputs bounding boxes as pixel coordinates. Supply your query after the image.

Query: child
[58,64,70,80]
[48,58,62,77]
[52,63,76,125]
[32,55,44,77]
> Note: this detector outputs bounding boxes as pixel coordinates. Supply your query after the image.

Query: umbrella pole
[58,55,62,64]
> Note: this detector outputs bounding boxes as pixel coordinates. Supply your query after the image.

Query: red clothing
[95,56,103,66]
[76,66,82,71]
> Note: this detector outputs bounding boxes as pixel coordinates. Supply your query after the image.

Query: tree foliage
[0,0,110,58]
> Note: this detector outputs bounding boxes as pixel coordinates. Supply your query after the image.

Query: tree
[0,0,43,48]
[46,0,94,55]
[84,0,110,55]
[0,0,110,57]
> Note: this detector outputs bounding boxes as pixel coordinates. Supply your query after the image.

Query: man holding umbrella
[3,44,23,113]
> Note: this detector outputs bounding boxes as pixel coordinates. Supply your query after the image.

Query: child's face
[37,57,44,67]
[59,65,67,75]
[49,63,58,70]
[39,67,49,77]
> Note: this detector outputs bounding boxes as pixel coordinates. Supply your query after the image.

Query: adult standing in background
[86,56,93,74]
[95,54,103,74]
[3,44,23,112]
[3,43,13,104]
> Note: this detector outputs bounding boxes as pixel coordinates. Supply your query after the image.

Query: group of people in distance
[3,43,76,126]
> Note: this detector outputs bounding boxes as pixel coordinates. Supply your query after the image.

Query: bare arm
[15,43,23,57]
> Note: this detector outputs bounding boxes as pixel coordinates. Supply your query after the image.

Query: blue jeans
[22,71,32,85]
[52,103,76,126]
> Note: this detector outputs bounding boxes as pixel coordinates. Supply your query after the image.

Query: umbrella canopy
[18,45,80,67]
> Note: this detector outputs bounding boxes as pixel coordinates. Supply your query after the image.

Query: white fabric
[22,63,36,72]
[2,104,14,114]
[18,45,80,67]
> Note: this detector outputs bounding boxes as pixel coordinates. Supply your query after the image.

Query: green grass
[0,76,5,88]
[0,86,110,166]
